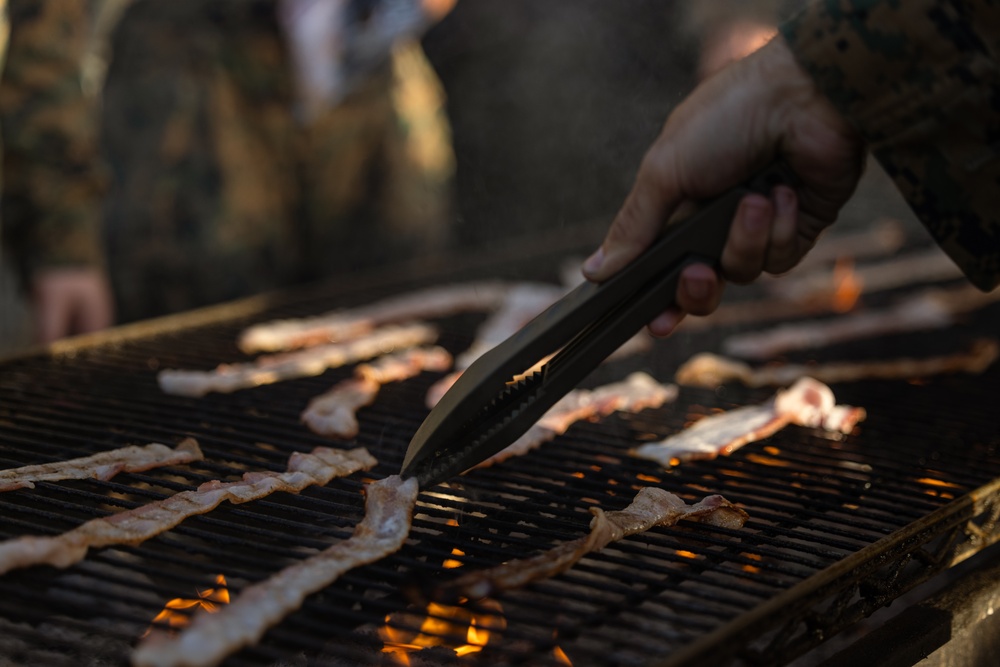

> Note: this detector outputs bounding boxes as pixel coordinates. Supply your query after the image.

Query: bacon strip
[158,324,437,397]
[0,447,376,576]
[478,373,678,467]
[632,378,865,468]
[677,339,1000,389]
[302,347,453,438]
[723,284,1000,360]
[132,475,419,667]
[0,439,203,492]
[436,489,747,602]
[766,247,962,304]
[237,282,513,353]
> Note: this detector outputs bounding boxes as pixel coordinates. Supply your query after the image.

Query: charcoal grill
[1,225,999,667]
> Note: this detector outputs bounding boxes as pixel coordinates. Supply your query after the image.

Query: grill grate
[1,245,999,667]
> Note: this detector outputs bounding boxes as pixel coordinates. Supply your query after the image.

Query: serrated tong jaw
[401,353,552,488]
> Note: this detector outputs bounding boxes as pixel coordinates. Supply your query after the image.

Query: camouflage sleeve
[0,0,107,283]
[781,0,1000,291]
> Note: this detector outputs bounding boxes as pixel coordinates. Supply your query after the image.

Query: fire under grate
[1,243,1000,667]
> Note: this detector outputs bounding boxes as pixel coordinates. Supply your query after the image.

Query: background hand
[32,267,114,343]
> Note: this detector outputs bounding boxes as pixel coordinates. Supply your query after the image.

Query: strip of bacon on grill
[0,447,376,576]
[158,323,437,397]
[723,284,1000,360]
[237,282,515,353]
[477,372,678,468]
[632,377,865,468]
[435,488,747,602]
[302,346,453,438]
[132,474,419,667]
[0,439,204,493]
[766,247,963,304]
[676,339,1000,389]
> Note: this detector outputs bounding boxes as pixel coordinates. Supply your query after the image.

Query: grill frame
[1,229,999,667]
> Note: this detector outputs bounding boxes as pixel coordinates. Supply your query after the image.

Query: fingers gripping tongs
[402,162,797,487]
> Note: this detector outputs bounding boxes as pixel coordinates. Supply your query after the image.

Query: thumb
[583,149,684,282]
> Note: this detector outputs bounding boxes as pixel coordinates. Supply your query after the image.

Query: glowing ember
[916,477,962,489]
[831,258,863,312]
[444,548,466,569]
[744,453,793,467]
[636,474,661,483]
[381,599,505,662]
[741,553,763,574]
[554,644,574,665]
[144,575,229,636]
[675,550,698,559]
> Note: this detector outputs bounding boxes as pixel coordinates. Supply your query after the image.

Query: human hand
[582,36,865,336]
[32,267,114,343]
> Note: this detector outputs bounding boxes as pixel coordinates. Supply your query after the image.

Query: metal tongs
[402,161,797,487]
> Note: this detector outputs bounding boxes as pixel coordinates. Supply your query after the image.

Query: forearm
[781,0,1000,290]
[0,0,106,282]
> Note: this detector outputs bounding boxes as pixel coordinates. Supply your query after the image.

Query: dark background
[422,0,697,249]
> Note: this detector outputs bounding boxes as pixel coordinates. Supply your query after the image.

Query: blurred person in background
[0,0,455,343]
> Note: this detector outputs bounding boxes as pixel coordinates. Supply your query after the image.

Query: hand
[582,36,866,336]
[32,267,114,343]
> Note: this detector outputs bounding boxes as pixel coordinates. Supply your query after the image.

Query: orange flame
[741,552,763,574]
[831,258,862,312]
[443,548,466,569]
[144,574,229,636]
[554,644,574,665]
[381,599,505,662]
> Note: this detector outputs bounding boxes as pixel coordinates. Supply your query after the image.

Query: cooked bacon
[767,247,962,304]
[677,339,1000,388]
[478,373,678,467]
[158,324,437,397]
[132,475,419,667]
[237,282,513,353]
[0,447,376,576]
[0,439,204,492]
[302,347,453,438]
[632,377,865,468]
[774,218,904,271]
[436,488,747,602]
[453,283,568,369]
[724,284,1000,361]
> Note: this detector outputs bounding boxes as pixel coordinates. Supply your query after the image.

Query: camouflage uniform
[781,0,1000,291]
[0,0,454,323]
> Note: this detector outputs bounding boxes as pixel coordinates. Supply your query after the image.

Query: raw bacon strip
[676,339,1000,389]
[132,475,419,667]
[302,347,453,438]
[237,282,512,353]
[0,439,203,492]
[0,447,376,576]
[158,323,437,397]
[723,284,1000,360]
[436,489,747,602]
[632,378,865,468]
[478,373,678,467]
